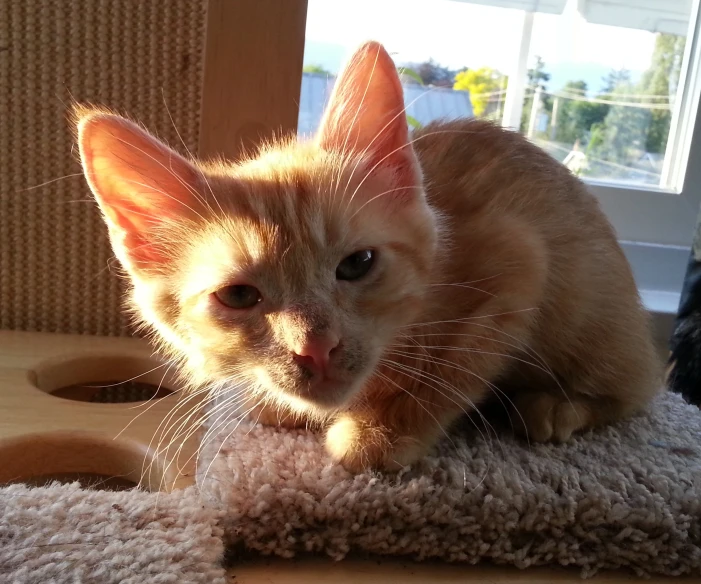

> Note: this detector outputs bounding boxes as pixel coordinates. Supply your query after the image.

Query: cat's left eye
[214,285,262,309]
[336,250,375,281]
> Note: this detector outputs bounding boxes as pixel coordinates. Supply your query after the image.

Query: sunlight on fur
[75,41,661,474]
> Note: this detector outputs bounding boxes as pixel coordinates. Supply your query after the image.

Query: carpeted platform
[2,392,700,580]
[198,391,701,578]
[0,483,226,584]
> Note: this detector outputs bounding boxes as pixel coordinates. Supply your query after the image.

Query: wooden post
[198,0,308,161]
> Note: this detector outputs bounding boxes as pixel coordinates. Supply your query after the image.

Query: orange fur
[76,42,660,472]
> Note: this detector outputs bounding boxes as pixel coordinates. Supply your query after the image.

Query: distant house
[297,72,475,137]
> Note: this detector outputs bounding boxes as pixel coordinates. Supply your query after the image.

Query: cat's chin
[272,375,367,415]
[300,377,359,410]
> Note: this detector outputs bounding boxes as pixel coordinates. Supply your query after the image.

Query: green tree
[553,81,609,144]
[528,55,550,89]
[637,34,685,153]
[303,64,331,75]
[584,34,685,177]
[454,67,507,116]
[584,70,632,167]
[601,68,631,94]
[553,80,588,143]
[586,78,651,169]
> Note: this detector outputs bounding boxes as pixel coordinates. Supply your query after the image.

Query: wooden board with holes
[226,558,701,584]
[0,330,197,491]
[1,330,697,583]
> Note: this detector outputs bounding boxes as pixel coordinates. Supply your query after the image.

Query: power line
[457,85,673,110]
[546,85,672,100]
[543,90,672,110]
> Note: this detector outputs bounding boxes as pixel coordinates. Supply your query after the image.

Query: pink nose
[293,335,340,376]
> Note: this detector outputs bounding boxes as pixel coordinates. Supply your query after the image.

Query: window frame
[199,0,701,325]
[584,0,701,249]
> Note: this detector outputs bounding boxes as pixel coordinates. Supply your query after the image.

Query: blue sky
[304,0,659,93]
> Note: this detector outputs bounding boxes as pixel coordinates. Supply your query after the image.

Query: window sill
[621,241,687,355]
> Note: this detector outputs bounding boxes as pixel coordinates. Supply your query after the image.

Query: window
[297,0,701,319]
[302,0,692,188]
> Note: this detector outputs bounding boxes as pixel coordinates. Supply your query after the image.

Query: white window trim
[593,0,701,340]
[498,0,701,335]
[591,0,701,249]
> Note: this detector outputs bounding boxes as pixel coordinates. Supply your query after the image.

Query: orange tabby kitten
[76,41,660,472]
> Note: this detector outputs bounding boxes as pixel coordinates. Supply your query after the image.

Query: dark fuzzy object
[668,238,701,406]
[668,312,701,406]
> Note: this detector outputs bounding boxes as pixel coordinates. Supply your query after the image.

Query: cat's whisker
[161,89,225,217]
[400,307,539,330]
[158,386,239,456]
[165,387,253,488]
[389,336,536,438]
[374,370,457,451]
[111,135,213,218]
[141,385,223,485]
[78,359,172,392]
[432,274,503,287]
[380,359,501,455]
[155,394,217,459]
[161,413,215,491]
[17,173,85,192]
[154,389,241,492]
[396,333,515,448]
[85,256,124,284]
[453,321,570,408]
[145,400,215,490]
[112,363,179,441]
[396,329,552,382]
[428,283,496,297]
[380,355,493,437]
[389,342,554,380]
[386,350,505,419]
[118,178,207,223]
[342,81,441,209]
[198,395,267,490]
[192,385,253,459]
[384,347,524,445]
[346,129,479,207]
[348,186,416,220]
[337,45,382,187]
[245,399,270,436]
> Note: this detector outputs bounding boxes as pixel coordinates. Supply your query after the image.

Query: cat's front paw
[325,415,425,473]
[512,391,593,443]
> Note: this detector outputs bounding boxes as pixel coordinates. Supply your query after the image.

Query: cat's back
[412,118,599,228]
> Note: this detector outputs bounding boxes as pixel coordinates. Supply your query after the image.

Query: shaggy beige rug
[2,392,700,580]
[0,483,226,584]
[198,390,701,577]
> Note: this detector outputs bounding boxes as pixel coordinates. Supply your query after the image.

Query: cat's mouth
[266,367,371,413]
[299,374,356,408]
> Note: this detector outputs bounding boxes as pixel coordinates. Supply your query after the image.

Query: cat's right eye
[213,285,262,310]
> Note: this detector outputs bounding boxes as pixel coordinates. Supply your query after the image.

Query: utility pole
[527,86,543,139]
[550,96,559,140]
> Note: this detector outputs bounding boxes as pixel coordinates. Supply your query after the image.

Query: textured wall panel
[0,0,206,335]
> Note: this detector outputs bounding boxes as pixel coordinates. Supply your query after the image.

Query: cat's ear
[316,41,421,195]
[76,109,204,275]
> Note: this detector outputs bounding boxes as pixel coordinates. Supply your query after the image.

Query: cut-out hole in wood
[8,472,137,491]
[52,380,173,403]
[0,432,177,492]
[31,355,178,402]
